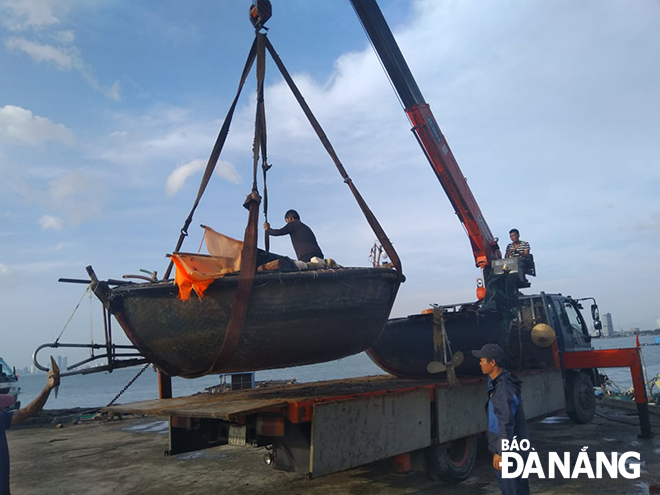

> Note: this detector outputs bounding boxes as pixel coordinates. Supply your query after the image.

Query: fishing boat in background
[367,307,505,378]
[367,292,562,379]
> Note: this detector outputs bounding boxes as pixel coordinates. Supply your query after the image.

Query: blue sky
[1,0,659,369]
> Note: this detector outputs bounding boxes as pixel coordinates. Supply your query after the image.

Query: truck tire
[566,372,596,424]
[426,435,477,483]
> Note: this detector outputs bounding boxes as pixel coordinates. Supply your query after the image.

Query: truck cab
[0,358,21,410]
[516,292,601,423]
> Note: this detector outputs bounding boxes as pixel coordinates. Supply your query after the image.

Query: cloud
[166,159,242,196]
[634,212,660,234]
[52,29,74,44]
[0,264,9,276]
[48,170,103,224]
[53,241,72,251]
[5,37,75,68]
[2,1,120,101]
[0,105,74,146]
[105,80,121,102]
[39,214,63,230]
[0,0,67,31]
[4,38,121,101]
[1,163,107,229]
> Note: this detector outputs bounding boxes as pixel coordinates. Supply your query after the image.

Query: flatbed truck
[106,290,651,483]
[108,368,565,482]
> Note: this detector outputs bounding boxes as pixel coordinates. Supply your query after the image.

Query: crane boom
[350,0,501,270]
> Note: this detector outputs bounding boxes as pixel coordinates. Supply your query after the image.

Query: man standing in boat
[264,209,324,262]
[1,371,60,495]
[472,343,530,495]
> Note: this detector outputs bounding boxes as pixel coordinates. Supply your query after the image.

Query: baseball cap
[471,343,506,364]
[0,394,16,408]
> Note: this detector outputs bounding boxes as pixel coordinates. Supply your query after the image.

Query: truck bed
[105,374,483,421]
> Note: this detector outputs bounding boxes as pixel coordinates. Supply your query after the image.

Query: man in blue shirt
[472,343,530,495]
[0,372,59,495]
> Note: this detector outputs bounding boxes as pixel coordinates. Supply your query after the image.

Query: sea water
[17,351,387,410]
[15,335,659,410]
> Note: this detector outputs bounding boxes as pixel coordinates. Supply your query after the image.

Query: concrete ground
[7,403,660,495]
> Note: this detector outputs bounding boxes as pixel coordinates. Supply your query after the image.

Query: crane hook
[249,0,272,30]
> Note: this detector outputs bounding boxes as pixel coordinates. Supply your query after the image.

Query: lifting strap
[206,32,267,373]
[259,57,271,254]
[264,37,403,280]
[169,29,404,373]
[164,37,258,280]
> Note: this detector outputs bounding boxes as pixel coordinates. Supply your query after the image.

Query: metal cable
[55,285,90,344]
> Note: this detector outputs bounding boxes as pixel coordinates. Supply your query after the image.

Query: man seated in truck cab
[505,229,535,276]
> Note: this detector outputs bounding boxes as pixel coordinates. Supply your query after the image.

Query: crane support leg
[562,348,653,438]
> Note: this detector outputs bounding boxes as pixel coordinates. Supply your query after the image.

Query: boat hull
[107,267,400,378]
[367,310,508,378]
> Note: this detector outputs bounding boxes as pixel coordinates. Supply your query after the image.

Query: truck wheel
[426,435,477,483]
[567,372,595,424]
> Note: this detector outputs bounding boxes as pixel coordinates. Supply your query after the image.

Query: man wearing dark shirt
[264,209,324,262]
[1,373,59,495]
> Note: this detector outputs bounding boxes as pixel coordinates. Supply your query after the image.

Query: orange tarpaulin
[171,229,244,301]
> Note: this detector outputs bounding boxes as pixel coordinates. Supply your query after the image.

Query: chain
[106,363,151,407]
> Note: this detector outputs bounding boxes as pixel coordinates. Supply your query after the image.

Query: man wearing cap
[472,343,530,495]
[1,373,59,495]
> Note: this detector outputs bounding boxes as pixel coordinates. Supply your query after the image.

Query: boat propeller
[426,351,464,374]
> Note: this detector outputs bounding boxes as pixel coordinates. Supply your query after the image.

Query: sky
[1,0,659,370]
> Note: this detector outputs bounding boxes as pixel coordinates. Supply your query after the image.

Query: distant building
[656,318,660,330]
[57,355,62,368]
[603,313,614,337]
[61,356,68,370]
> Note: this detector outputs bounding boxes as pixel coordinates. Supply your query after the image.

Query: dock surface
[7,402,660,495]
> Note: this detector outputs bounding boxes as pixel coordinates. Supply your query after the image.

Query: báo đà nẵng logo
[501,437,641,479]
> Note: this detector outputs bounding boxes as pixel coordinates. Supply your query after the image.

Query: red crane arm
[406,103,501,268]
[350,0,501,268]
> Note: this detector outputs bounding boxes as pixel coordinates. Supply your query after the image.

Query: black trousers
[495,468,530,495]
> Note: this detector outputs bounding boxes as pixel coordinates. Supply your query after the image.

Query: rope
[197,229,206,254]
[89,287,94,349]
[55,285,91,344]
